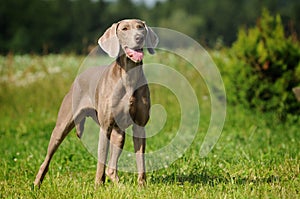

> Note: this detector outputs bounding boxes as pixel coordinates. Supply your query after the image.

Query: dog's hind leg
[75,117,86,138]
[34,91,75,187]
[95,126,112,186]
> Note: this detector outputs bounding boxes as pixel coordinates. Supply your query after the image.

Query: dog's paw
[106,168,120,184]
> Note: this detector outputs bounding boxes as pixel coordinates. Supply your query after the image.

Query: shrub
[221,9,300,118]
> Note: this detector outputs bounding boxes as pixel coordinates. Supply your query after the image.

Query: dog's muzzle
[125,47,144,63]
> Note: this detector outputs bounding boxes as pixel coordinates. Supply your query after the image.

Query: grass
[0,54,299,198]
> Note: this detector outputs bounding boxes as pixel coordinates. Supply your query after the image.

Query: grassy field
[0,54,299,198]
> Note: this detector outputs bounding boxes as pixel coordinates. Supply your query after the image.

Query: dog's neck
[116,53,144,95]
[116,53,143,72]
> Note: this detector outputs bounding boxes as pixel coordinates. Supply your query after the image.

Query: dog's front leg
[132,124,146,186]
[95,127,110,186]
[106,127,125,184]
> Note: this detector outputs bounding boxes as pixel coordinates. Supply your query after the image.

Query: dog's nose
[135,34,144,44]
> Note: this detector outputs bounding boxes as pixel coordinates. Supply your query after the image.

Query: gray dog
[34,19,159,187]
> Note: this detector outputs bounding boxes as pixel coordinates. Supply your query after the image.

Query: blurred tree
[0,0,299,54]
[158,9,204,40]
[106,0,140,21]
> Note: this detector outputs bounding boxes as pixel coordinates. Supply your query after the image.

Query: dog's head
[98,19,159,63]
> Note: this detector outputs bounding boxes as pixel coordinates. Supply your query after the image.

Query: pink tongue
[126,48,144,62]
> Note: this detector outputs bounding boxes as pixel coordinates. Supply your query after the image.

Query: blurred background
[1,1,300,197]
[1,0,299,54]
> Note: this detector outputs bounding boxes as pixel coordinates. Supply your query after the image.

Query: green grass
[0,54,299,198]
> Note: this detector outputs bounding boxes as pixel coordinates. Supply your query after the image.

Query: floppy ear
[145,25,159,54]
[98,23,120,57]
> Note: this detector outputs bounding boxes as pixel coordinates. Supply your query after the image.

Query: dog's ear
[98,23,120,57]
[144,24,159,54]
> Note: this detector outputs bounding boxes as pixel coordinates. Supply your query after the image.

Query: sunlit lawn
[0,54,299,198]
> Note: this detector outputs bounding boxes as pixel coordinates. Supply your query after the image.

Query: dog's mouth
[124,47,144,63]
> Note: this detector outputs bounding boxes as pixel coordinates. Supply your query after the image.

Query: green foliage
[1,0,300,53]
[220,9,300,118]
[158,9,204,39]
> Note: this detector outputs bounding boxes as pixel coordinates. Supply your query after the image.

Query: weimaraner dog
[34,19,158,187]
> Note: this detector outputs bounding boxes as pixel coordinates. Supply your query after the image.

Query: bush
[220,9,300,118]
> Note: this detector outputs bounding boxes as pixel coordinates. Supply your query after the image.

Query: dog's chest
[97,65,150,129]
[110,87,149,129]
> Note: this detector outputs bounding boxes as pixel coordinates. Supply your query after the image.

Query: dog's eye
[122,27,128,31]
[136,25,144,29]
